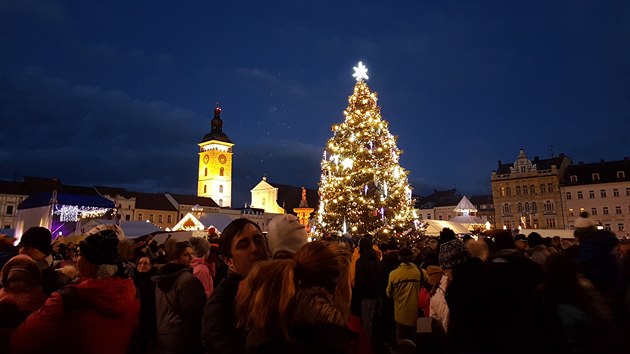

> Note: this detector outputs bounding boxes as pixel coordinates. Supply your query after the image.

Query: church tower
[198,105,233,207]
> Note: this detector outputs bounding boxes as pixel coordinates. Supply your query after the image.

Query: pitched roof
[0,180,26,195]
[132,192,178,211]
[454,196,477,212]
[94,186,135,199]
[415,189,461,209]
[563,159,630,185]
[168,193,219,208]
[266,182,318,214]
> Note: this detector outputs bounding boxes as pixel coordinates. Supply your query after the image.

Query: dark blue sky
[1,0,629,206]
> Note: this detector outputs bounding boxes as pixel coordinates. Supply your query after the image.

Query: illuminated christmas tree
[316,62,416,239]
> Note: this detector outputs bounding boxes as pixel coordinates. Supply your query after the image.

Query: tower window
[220,167,224,176]
[204,185,207,193]
[204,167,208,176]
[138,213,143,221]
[219,185,224,193]
[219,199,223,207]
[592,173,600,181]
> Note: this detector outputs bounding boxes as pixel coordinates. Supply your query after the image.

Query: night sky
[1,0,629,207]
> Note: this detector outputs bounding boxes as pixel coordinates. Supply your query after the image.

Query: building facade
[491,149,572,231]
[0,181,28,230]
[197,106,233,207]
[561,159,630,238]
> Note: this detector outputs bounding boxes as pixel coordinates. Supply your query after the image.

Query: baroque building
[491,149,571,230]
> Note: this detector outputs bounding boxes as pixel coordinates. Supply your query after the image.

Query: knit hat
[267,214,308,257]
[425,265,443,286]
[439,238,469,269]
[1,255,41,290]
[79,229,120,265]
[189,237,211,258]
[18,227,52,255]
[574,211,598,240]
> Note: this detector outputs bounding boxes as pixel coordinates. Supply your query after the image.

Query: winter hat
[267,214,308,257]
[189,237,211,258]
[574,212,598,240]
[1,255,41,290]
[527,232,544,247]
[425,265,443,286]
[18,227,52,255]
[439,238,469,269]
[79,229,120,265]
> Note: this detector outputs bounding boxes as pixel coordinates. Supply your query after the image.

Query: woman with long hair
[236,240,355,354]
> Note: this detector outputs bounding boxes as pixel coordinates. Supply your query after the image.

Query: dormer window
[617,171,625,179]
[592,173,600,181]
[570,175,577,182]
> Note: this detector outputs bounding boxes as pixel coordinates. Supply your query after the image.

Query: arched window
[218,199,223,207]
[203,185,207,193]
[219,185,224,193]
[262,197,266,206]
[532,202,537,212]
[220,167,224,176]
[204,167,207,176]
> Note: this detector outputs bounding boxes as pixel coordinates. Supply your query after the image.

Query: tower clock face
[218,154,227,164]
[203,155,209,164]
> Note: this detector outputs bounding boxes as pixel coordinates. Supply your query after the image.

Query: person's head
[164,238,193,266]
[462,235,473,244]
[439,228,457,244]
[77,229,120,277]
[513,234,528,251]
[0,255,41,293]
[136,256,152,273]
[439,238,469,269]
[494,231,516,250]
[267,214,308,259]
[220,218,268,276]
[574,211,598,242]
[189,237,211,259]
[236,241,352,338]
[398,246,414,263]
[466,239,489,261]
[18,227,52,260]
[527,232,543,247]
[425,265,444,287]
[358,237,373,255]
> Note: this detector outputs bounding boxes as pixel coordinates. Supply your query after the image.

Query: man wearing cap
[10,229,140,354]
[386,246,423,342]
[17,227,71,294]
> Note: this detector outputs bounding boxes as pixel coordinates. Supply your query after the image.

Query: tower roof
[453,196,477,213]
[200,105,232,144]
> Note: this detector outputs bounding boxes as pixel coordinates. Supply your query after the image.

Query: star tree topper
[352,61,369,81]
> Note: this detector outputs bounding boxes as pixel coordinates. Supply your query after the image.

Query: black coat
[201,272,245,354]
[354,250,385,300]
[250,324,355,354]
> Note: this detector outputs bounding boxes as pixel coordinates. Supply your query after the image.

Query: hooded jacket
[10,276,139,354]
[387,262,422,326]
[191,257,213,298]
[152,263,206,354]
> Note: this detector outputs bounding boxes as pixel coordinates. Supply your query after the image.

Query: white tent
[422,219,470,236]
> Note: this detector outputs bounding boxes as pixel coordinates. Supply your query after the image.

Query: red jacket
[10,276,140,354]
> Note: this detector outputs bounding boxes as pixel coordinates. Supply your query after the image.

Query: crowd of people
[0,211,628,354]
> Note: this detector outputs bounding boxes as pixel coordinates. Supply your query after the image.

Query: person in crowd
[129,255,157,354]
[266,214,308,260]
[387,246,423,342]
[17,227,71,294]
[153,239,206,354]
[0,234,18,270]
[0,255,46,331]
[514,234,528,254]
[551,236,563,253]
[465,239,489,261]
[189,237,214,298]
[528,232,551,266]
[236,240,355,354]
[202,218,269,354]
[10,228,140,354]
[418,265,442,318]
[379,242,399,350]
[354,237,385,339]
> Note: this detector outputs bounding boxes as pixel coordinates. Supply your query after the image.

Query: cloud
[234,67,309,98]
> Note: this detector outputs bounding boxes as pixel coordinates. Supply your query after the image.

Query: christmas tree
[316,62,416,239]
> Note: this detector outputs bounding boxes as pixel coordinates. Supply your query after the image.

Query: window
[149,214,154,222]
[541,184,546,194]
[516,186,521,195]
[603,207,609,215]
[3,225,10,229]
[518,203,523,212]
[219,199,223,207]
[167,215,172,223]
[204,167,207,176]
[591,208,598,216]
[546,218,557,228]
[532,202,537,212]
[204,185,207,193]
[502,203,510,214]
[579,207,585,214]
[604,224,611,231]
[5,205,13,215]
[523,187,528,195]
[262,198,266,206]
[219,185,224,193]
[220,167,224,176]
[592,173,600,181]
[427,214,431,219]
[548,183,554,193]
[525,202,530,212]
[158,214,163,223]
[127,205,131,209]
[589,190,595,199]
[544,201,554,212]
[570,175,578,182]
[600,190,607,198]
[616,206,622,214]
[500,187,506,197]
[618,223,625,232]
[627,188,630,196]
[614,189,620,197]
[438,215,443,220]
[530,185,536,194]
[618,171,626,179]
[577,191,583,199]
[125,215,130,221]
[568,208,574,217]
[566,192,572,200]
[138,213,143,221]
[506,187,511,197]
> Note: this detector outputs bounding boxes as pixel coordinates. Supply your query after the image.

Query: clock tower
[198,105,233,207]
